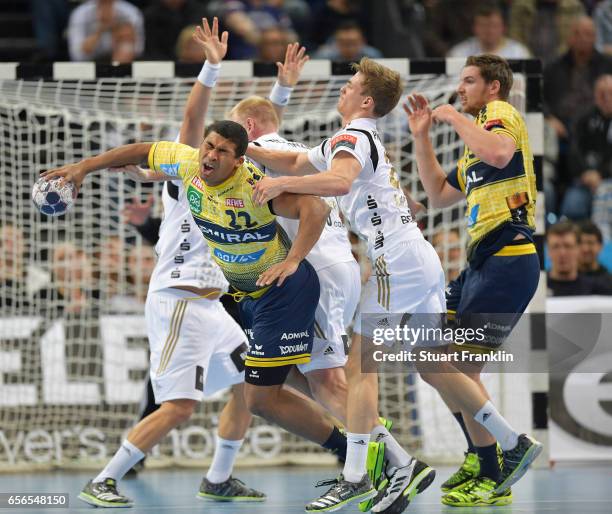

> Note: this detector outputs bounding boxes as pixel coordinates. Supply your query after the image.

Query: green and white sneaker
[197,476,266,502]
[496,434,543,492]
[441,476,512,507]
[78,478,133,508]
[305,474,376,512]
[359,442,387,512]
[440,452,480,492]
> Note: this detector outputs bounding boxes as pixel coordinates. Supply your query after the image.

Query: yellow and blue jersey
[447,100,537,265]
[148,141,291,294]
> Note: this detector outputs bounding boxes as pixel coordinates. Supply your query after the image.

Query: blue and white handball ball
[32,177,77,216]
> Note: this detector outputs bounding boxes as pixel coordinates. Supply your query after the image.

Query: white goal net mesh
[0,71,527,470]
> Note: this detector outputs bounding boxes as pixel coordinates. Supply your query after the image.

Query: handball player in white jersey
[248,58,445,513]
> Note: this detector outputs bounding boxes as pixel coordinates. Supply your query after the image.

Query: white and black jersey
[307,118,422,261]
[147,180,228,294]
[250,132,355,272]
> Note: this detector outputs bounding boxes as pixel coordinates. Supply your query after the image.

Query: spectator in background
[218,0,295,59]
[313,21,382,61]
[509,0,585,66]
[309,0,363,49]
[67,0,144,62]
[431,228,462,282]
[144,0,208,60]
[546,221,612,295]
[97,235,126,300]
[0,224,29,310]
[257,26,291,63]
[30,0,70,60]
[176,25,206,63]
[448,5,531,59]
[562,74,612,219]
[578,220,612,276]
[108,243,156,313]
[594,0,612,55]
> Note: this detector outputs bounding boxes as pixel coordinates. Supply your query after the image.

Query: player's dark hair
[578,220,604,244]
[465,54,513,100]
[204,120,248,157]
[474,4,504,19]
[336,20,363,34]
[547,221,579,243]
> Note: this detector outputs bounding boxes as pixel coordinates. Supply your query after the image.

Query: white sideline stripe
[301,59,332,77]
[0,62,17,79]
[53,62,95,80]
[221,61,253,78]
[133,61,174,78]
[526,113,544,156]
[374,58,409,76]
[445,57,467,76]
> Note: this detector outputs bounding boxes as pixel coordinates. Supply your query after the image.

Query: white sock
[93,440,145,483]
[473,400,519,451]
[371,424,412,468]
[343,433,370,483]
[206,436,243,484]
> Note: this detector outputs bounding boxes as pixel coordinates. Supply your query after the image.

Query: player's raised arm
[179,17,228,147]
[255,192,330,287]
[404,93,465,208]
[269,42,309,122]
[40,142,175,190]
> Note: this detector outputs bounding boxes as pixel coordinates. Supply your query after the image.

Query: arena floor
[1,464,611,513]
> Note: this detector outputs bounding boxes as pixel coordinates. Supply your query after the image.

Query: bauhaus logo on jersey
[213,248,265,264]
[279,341,309,355]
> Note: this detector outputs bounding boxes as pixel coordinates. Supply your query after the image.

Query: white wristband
[197,61,221,88]
[269,81,294,106]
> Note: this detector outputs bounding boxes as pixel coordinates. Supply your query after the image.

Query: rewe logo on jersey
[213,248,266,264]
[226,198,244,208]
[279,342,309,355]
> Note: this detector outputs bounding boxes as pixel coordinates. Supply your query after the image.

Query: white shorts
[298,260,361,373]
[356,238,446,343]
[146,288,247,403]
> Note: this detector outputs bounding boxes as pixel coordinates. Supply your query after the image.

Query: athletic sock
[321,426,347,462]
[476,443,500,482]
[473,401,519,451]
[206,437,243,484]
[343,433,370,483]
[453,412,476,454]
[93,440,145,483]
[371,424,412,468]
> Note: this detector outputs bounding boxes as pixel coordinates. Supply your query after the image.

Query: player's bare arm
[179,17,228,147]
[40,142,173,189]
[246,144,318,176]
[404,94,465,208]
[271,42,309,121]
[431,103,516,168]
[255,193,330,287]
[252,152,361,205]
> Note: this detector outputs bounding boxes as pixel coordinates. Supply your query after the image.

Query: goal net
[0,67,530,470]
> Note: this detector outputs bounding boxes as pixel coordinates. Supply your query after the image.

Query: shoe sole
[441,494,513,507]
[196,492,266,502]
[78,492,133,508]
[359,442,387,512]
[373,465,436,514]
[495,441,543,493]
[305,488,377,513]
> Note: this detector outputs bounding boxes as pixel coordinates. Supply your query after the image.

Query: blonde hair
[351,57,403,118]
[229,96,280,128]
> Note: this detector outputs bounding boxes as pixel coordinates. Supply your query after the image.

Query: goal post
[0,59,546,470]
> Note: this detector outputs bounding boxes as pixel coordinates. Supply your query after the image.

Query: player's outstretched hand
[256,257,300,287]
[253,176,285,205]
[431,103,458,125]
[193,17,228,65]
[40,163,87,191]
[122,194,154,227]
[403,93,434,137]
[277,42,309,88]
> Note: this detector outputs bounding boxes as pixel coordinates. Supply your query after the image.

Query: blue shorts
[239,259,320,383]
[446,242,540,352]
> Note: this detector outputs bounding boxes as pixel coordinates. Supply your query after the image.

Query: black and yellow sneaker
[197,476,266,502]
[441,476,512,507]
[440,452,479,493]
[305,474,376,512]
[496,434,543,493]
[78,478,133,508]
[359,442,387,512]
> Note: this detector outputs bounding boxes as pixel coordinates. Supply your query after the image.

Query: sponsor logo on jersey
[279,342,309,355]
[187,186,203,211]
[323,346,335,356]
[280,331,310,341]
[160,163,180,176]
[467,204,480,227]
[226,198,245,208]
[213,248,266,264]
[331,133,357,152]
[194,217,277,244]
[466,170,484,189]
[192,176,205,189]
